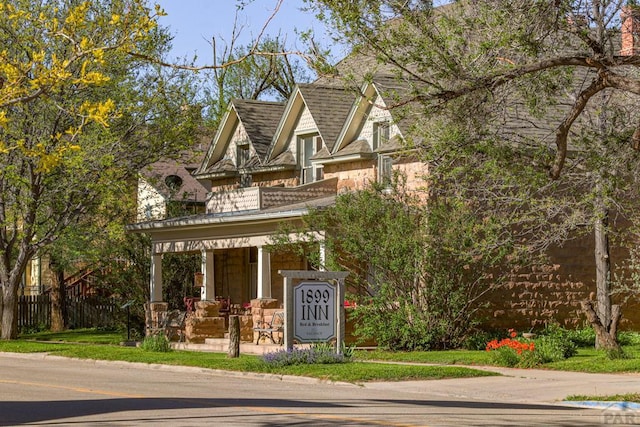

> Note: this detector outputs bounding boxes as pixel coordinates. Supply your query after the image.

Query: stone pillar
[145,301,168,336]
[150,254,163,302]
[201,250,215,301]
[257,245,271,298]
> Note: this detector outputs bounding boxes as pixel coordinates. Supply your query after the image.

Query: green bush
[463,330,506,351]
[486,327,576,368]
[564,326,596,348]
[538,323,577,358]
[618,331,640,346]
[534,335,575,363]
[141,334,171,352]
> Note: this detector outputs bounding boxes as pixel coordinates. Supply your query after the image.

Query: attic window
[372,121,390,151]
[165,175,183,190]
[237,141,250,167]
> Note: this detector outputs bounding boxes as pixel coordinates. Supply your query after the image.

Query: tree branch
[550,74,606,179]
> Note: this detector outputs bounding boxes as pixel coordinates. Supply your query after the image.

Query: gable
[197,100,285,176]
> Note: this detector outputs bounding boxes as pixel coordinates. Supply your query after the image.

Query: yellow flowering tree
[0,0,200,339]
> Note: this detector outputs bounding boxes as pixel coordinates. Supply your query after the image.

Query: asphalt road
[0,353,610,426]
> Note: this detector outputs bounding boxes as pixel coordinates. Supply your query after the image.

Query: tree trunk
[594,209,612,345]
[50,261,66,332]
[581,300,621,351]
[1,283,19,340]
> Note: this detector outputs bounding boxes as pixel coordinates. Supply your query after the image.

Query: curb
[562,400,640,411]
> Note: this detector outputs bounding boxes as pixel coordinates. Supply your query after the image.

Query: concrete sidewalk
[364,364,640,410]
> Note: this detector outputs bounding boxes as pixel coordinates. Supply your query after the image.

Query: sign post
[281,270,348,354]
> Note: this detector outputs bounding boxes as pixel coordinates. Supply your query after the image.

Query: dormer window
[236,140,250,168]
[298,134,323,184]
[372,121,390,151]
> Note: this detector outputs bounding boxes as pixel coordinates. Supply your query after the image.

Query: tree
[201,34,311,127]
[0,0,201,339]
[272,177,521,350]
[307,0,640,349]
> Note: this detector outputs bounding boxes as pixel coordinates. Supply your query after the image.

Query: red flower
[485,329,535,356]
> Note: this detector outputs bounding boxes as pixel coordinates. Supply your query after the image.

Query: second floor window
[298,134,323,184]
[378,155,393,186]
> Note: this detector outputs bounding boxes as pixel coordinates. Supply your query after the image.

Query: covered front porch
[131,198,332,345]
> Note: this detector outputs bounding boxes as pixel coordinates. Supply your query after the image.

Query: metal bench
[253,311,284,345]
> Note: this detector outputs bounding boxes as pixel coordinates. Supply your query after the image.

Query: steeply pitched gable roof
[197,100,285,175]
[232,99,286,160]
[267,84,357,161]
[297,84,357,152]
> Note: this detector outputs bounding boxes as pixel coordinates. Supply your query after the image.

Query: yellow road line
[0,379,146,398]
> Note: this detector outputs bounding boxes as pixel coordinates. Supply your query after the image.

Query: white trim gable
[196,104,239,174]
[332,82,375,154]
[267,86,306,162]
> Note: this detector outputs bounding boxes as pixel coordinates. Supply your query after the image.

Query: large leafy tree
[272,178,521,350]
[60,26,312,334]
[0,0,200,339]
[307,0,640,348]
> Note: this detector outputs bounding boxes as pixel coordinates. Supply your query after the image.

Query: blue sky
[153,0,341,66]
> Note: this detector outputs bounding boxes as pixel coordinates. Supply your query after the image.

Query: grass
[19,328,124,345]
[565,393,640,403]
[354,348,494,366]
[355,346,640,373]
[0,329,496,383]
[544,346,640,373]
[7,328,640,386]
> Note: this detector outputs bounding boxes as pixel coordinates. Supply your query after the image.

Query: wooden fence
[17,295,118,331]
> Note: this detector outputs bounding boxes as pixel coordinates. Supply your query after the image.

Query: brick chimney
[621,5,640,56]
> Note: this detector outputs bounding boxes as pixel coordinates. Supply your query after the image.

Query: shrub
[262,343,352,367]
[538,323,577,358]
[564,326,596,347]
[618,331,640,346]
[534,335,575,363]
[141,334,171,352]
[463,330,506,351]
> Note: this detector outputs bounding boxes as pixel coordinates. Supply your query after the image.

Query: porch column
[150,254,163,302]
[319,240,326,271]
[201,249,215,301]
[257,245,271,298]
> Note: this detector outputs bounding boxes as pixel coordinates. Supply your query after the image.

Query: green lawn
[0,330,496,383]
[566,393,640,403]
[355,346,640,373]
[6,328,640,384]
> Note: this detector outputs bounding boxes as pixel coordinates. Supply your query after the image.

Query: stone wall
[479,233,640,331]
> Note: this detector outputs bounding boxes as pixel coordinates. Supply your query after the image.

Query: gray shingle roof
[232,99,285,161]
[297,84,357,152]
